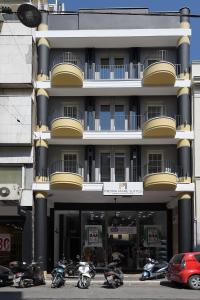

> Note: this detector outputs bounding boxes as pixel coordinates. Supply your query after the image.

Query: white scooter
[77,262,91,289]
[140,258,168,281]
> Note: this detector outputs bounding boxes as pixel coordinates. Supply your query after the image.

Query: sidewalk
[46,273,163,286]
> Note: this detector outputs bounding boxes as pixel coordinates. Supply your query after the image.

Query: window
[194,254,200,263]
[100,153,111,182]
[114,58,125,79]
[63,153,78,173]
[148,153,163,174]
[0,166,22,187]
[147,59,158,67]
[170,254,184,264]
[114,105,125,130]
[100,105,111,130]
[146,105,166,120]
[63,106,78,119]
[115,153,125,182]
[100,58,110,79]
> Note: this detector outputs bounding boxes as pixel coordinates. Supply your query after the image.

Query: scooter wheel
[77,277,90,289]
[139,276,146,281]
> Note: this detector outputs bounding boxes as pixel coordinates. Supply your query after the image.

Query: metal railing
[85,114,143,131]
[143,160,182,177]
[50,110,84,125]
[50,160,83,176]
[85,63,144,80]
[51,52,84,70]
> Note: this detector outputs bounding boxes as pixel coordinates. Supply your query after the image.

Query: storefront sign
[143,225,161,247]
[0,234,11,252]
[85,225,102,247]
[108,226,137,235]
[103,182,143,196]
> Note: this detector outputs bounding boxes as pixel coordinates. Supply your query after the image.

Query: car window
[194,254,200,263]
[171,254,184,264]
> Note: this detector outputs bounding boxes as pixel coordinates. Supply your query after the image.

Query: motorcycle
[104,260,124,289]
[140,258,168,281]
[10,261,45,288]
[51,260,66,288]
[0,265,14,286]
[65,256,96,279]
[77,261,91,289]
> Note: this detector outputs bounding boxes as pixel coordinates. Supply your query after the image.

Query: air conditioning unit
[0,184,21,201]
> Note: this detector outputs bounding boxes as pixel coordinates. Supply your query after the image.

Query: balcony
[86,63,143,80]
[51,112,84,138]
[51,53,84,87]
[50,160,83,190]
[143,61,177,86]
[143,115,177,138]
[143,161,178,191]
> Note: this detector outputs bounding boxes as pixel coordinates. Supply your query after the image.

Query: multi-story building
[0,4,34,265]
[0,3,196,273]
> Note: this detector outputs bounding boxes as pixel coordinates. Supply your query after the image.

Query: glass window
[100,105,111,130]
[64,106,78,119]
[194,254,200,263]
[87,111,94,130]
[148,153,163,173]
[114,58,125,79]
[63,153,77,173]
[100,153,111,182]
[115,153,125,182]
[100,58,110,79]
[0,166,22,187]
[170,254,184,264]
[114,105,125,130]
[147,105,166,119]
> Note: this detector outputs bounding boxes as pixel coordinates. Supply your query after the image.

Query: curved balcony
[143,161,177,191]
[143,115,176,137]
[51,114,84,138]
[51,52,84,87]
[50,160,83,190]
[143,61,176,86]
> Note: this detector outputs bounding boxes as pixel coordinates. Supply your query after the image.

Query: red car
[167,252,200,290]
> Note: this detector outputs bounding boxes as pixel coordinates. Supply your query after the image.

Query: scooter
[51,260,66,288]
[65,255,96,279]
[140,258,168,281]
[10,261,45,288]
[77,261,91,289]
[104,260,124,288]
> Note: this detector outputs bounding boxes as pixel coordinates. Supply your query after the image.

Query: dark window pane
[194,254,200,263]
[101,153,110,182]
[115,154,125,182]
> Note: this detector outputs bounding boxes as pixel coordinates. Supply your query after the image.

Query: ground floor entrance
[52,203,171,272]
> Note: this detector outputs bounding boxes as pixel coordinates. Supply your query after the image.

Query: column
[177,88,191,131]
[34,11,49,272]
[34,192,47,271]
[177,7,190,79]
[178,193,192,252]
[177,139,191,183]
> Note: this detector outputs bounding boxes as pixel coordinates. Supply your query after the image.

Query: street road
[0,281,200,300]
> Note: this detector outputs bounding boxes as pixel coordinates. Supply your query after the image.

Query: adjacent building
[0,3,197,273]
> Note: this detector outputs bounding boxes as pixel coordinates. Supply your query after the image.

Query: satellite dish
[17,3,41,28]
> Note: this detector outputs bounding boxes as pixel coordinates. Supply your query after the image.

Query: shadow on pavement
[160,280,186,289]
[0,291,22,300]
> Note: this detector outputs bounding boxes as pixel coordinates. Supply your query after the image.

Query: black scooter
[104,260,124,288]
[10,261,45,288]
[51,260,66,288]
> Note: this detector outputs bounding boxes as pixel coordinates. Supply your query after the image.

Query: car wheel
[188,275,200,290]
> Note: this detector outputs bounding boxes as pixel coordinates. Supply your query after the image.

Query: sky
[49,0,200,60]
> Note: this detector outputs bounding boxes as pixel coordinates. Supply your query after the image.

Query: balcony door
[63,105,78,119]
[100,105,111,130]
[146,104,166,120]
[147,152,163,174]
[114,105,125,130]
[63,153,78,173]
[100,57,125,79]
[114,153,126,182]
